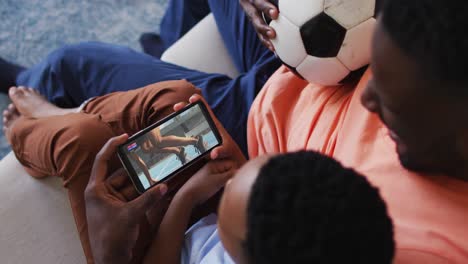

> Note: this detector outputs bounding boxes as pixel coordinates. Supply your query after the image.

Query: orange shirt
[247,66,468,263]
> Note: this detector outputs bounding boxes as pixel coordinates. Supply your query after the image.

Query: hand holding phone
[173,94,247,166]
[177,159,236,206]
[118,101,223,193]
[85,134,168,264]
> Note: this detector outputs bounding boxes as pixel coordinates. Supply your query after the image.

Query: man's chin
[396,145,428,173]
[397,151,440,174]
[395,142,460,176]
[397,153,422,172]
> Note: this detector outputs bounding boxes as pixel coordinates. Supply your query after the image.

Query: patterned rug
[0,0,168,159]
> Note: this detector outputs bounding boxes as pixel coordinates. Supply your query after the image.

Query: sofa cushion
[0,152,85,263]
[161,14,240,79]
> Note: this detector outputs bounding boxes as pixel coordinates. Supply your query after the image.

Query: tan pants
[10,80,205,263]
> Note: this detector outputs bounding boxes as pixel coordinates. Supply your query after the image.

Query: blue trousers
[15,0,281,156]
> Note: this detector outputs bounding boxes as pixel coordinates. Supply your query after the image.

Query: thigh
[16,42,212,107]
[10,113,114,181]
[82,80,201,136]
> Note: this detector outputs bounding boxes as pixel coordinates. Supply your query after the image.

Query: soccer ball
[264,0,380,86]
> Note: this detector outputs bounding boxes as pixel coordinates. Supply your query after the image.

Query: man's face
[361,18,465,175]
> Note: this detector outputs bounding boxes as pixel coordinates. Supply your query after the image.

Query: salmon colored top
[247,66,468,263]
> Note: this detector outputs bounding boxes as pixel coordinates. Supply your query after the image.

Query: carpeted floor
[0,0,168,159]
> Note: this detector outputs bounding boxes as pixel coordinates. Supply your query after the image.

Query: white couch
[0,14,239,264]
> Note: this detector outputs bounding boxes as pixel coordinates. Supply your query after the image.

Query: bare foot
[2,102,48,178]
[8,86,77,118]
[3,103,20,144]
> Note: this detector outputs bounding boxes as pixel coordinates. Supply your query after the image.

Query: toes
[3,114,10,126]
[27,87,38,94]
[3,109,10,119]
[3,109,11,124]
[9,86,26,98]
[12,86,40,97]
[2,103,20,125]
[9,86,27,101]
[17,86,27,95]
[7,103,19,115]
[8,86,17,98]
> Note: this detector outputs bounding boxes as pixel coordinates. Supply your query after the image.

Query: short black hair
[382,0,468,93]
[245,151,395,264]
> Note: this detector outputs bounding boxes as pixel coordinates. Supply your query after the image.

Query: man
[245,0,468,262]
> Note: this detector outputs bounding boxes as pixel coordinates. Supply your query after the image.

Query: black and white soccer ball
[264,0,380,86]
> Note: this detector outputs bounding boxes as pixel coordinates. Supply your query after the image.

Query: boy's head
[361,0,468,177]
[217,151,395,264]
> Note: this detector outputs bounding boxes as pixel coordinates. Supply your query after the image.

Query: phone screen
[119,103,222,191]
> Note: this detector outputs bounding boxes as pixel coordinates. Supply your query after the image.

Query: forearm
[143,191,195,264]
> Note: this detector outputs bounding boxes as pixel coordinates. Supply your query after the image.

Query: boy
[143,151,395,263]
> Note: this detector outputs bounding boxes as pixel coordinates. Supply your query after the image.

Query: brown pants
[10,80,202,263]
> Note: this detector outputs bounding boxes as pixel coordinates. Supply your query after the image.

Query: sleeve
[393,249,455,264]
[181,214,234,264]
[247,66,296,158]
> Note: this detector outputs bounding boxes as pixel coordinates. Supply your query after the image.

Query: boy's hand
[85,134,168,264]
[239,0,279,51]
[173,94,247,168]
[178,159,236,206]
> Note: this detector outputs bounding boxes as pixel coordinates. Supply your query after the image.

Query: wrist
[174,188,198,209]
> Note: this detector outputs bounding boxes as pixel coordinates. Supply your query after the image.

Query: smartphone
[118,101,223,194]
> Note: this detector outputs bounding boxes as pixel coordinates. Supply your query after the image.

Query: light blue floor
[139,132,219,189]
[0,0,168,160]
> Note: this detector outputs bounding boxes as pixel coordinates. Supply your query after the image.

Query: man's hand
[173,94,247,168]
[84,134,168,264]
[178,159,236,206]
[240,0,279,51]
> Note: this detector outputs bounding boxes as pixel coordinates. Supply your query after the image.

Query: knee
[149,80,200,106]
[176,80,201,101]
[45,42,108,69]
[142,80,201,122]
[54,115,114,171]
